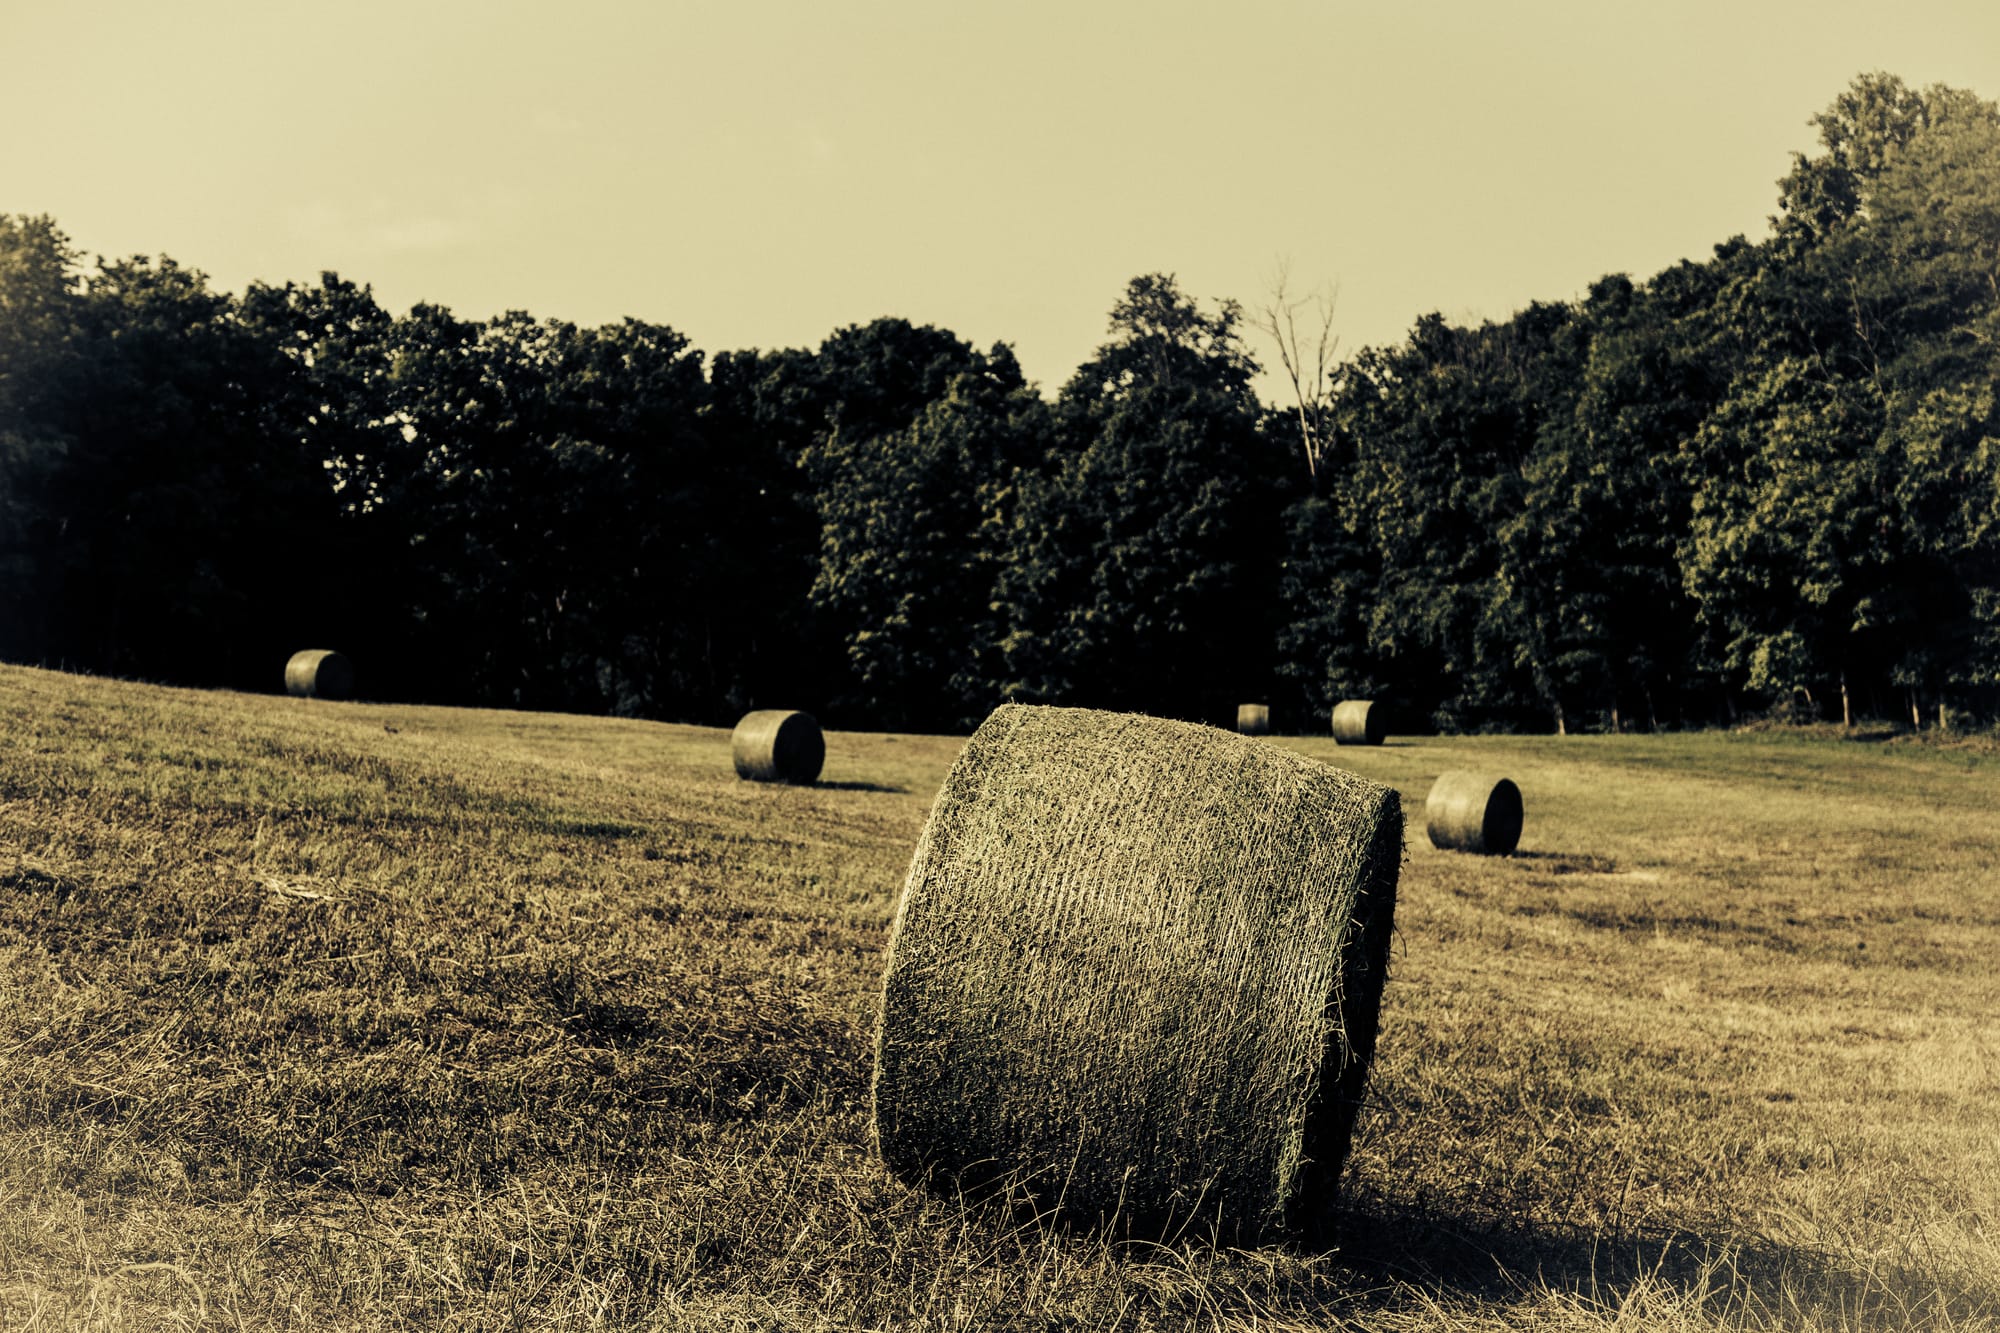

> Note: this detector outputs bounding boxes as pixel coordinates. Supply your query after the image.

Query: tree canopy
[4,73,1997,732]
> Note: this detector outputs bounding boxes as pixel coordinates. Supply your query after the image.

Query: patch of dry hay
[731,710,825,784]
[1330,700,1384,746]
[283,649,353,700]
[872,703,1402,1241]
[1424,770,1523,855]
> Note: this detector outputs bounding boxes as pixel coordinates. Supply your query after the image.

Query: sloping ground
[0,663,1994,1330]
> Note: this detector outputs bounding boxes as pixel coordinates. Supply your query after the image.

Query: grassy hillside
[0,664,1994,1331]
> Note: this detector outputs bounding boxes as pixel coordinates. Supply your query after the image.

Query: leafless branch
[1252,259,1342,484]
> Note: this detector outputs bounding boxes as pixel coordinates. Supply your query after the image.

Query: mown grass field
[0,662,1994,1331]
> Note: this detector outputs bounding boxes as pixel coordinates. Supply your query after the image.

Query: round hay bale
[731,709,824,784]
[1236,702,1270,735]
[1425,770,1523,855]
[872,703,1403,1241]
[284,649,354,700]
[1330,699,1385,746]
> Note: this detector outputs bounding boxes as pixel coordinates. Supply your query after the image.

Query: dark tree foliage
[1290,307,1576,732]
[1277,73,2000,732]
[4,72,1998,732]
[711,317,1000,723]
[1676,75,2000,725]
[0,230,347,689]
[995,275,1294,723]
[0,216,83,664]
[1496,270,1726,731]
[805,346,1052,730]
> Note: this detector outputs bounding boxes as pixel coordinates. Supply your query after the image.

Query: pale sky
[5,1,1998,397]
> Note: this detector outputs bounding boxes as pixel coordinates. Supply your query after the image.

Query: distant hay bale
[1331,699,1385,746]
[1236,703,1270,735]
[731,710,825,784]
[1425,770,1523,855]
[284,649,354,701]
[872,703,1403,1241]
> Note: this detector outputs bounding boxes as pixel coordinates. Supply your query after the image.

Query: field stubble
[0,664,1993,1330]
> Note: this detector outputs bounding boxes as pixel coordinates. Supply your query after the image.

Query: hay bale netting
[284,649,354,700]
[872,703,1403,1241]
[730,709,825,784]
[1330,698,1385,746]
[1425,770,1524,855]
[1236,702,1271,735]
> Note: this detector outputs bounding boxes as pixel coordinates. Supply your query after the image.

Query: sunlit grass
[0,664,1993,1329]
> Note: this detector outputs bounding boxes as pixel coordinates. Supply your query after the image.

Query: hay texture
[731,709,825,784]
[1236,703,1271,735]
[1330,699,1385,746]
[284,649,354,700]
[1425,770,1523,855]
[872,703,1403,1241]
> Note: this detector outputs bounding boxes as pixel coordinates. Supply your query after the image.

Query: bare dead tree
[1251,260,1341,485]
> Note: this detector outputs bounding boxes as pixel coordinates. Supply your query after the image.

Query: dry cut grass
[0,663,1994,1330]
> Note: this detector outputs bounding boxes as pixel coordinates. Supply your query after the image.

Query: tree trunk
[1554,701,1567,736]
[1610,704,1622,734]
[1840,672,1852,728]
[1908,688,1921,730]
[1939,699,1950,732]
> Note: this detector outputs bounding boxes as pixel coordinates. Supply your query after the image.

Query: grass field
[0,663,1995,1331]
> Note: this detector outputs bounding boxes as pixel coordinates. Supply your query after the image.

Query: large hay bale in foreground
[872,704,1403,1241]
[1236,702,1270,735]
[1330,699,1385,746]
[284,649,354,700]
[1425,770,1523,855]
[731,709,824,784]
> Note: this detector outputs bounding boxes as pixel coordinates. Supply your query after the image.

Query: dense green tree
[1496,266,1736,731]
[343,306,721,715]
[19,252,345,688]
[705,319,996,721]
[604,321,801,721]
[1272,74,1998,733]
[9,70,1999,733]
[236,273,401,514]
[1861,104,2000,718]
[810,319,988,447]
[996,275,1291,721]
[0,215,85,664]
[1271,487,1383,721]
[1324,309,1569,730]
[1680,75,2000,724]
[1679,361,1898,713]
[806,347,1052,729]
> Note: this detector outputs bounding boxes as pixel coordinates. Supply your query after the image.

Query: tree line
[3,73,1996,734]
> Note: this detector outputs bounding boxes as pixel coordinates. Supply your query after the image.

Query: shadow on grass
[814,779,908,794]
[875,1169,1993,1328]
[1318,1197,1998,1327]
